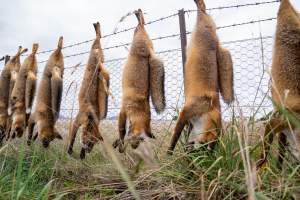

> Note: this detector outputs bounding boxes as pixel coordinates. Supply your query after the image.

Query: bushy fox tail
[217,47,234,104]
[149,54,166,113]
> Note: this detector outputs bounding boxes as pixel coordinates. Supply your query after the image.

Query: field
[0,117,300,200]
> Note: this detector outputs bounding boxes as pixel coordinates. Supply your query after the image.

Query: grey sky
[0,0,299,65]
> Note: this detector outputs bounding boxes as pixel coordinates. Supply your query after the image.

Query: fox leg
[196,108,221,150]
[27,115,36,146]
[0,116,8,146]
[257,117,286,169]
[167,106,191,154]
[278,132,287,169]
[68,115,82,155]
[113,109,127,153]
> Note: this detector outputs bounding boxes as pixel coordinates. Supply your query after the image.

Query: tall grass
[0,117,299,199]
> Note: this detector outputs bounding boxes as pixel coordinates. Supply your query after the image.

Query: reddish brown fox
[67,22,110,159]
[113,9,166,153]
[257,0,300,169]
[10,43,38,139]
[168,0,234,154]
[0,47,28,143]
[27,37,64,148]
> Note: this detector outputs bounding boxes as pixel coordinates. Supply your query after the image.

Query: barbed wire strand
[185,0,280,13]
[38,17,276,64]
[24,12,179,57]
[22,0,280,57]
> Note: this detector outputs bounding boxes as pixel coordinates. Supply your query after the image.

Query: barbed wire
[185,0,280,13]
[38,16,277,64]
[22,1,280,57]
[186,17,277,35]
[25,12,178,57]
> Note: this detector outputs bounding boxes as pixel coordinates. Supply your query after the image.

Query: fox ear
[56,132,63,140]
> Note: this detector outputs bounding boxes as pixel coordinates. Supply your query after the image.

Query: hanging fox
[0,47,28,144]
[67,22,110,159]
[113,9,166,153]
[257,0,300,169]
[167,0,234,154]
[27,37,64,148]
[9,43,38,139]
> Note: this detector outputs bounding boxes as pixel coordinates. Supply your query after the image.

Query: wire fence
[0,1,281,132]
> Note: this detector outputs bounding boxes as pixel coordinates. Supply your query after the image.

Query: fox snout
[128,135,145,149]
[42,138,50,148]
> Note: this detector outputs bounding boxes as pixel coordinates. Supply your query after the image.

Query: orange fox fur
[0,47,28,143]
[168,0,234,154]
[9,43,38,139]
[67,22,110,159]
[113,9,166,152]
[27,37,64,148]
[257,0,300,169]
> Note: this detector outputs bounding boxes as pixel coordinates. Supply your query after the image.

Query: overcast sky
[0,0,299,66]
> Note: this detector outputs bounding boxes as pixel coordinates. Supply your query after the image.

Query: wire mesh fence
[0,1,280,135]
[57,36,274,124]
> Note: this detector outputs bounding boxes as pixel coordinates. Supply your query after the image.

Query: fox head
[11,112,26,138]
[81,114,97,153]
[127,115,154,149]
[37,121,62,148]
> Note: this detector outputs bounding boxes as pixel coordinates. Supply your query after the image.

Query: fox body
[27,37,64,148]
[113,9,166,152]
[10,43,38,139]
[168,0,234,153]
[68,22,110,159]
[257,0,300,168]
[0,47,28,143]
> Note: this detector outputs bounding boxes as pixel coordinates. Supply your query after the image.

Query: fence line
[22,13,179,57]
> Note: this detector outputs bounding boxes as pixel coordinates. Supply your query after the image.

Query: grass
[0,117,299,200]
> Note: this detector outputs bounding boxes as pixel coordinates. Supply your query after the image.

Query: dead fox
[67,22,110,159]
[113,9,166,152]
[27,37,64,148]
[167,0,234,154]
[0,47,28,143]
[9,43,38,139]
[257,0,300,169]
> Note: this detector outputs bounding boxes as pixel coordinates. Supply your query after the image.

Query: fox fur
[27,37,64,148]
[9,43,38,139]
[0,47,28,143]
[113,9,166,153]
[167,0,234,154]
[257,0,300,169]
[67,22,110,159]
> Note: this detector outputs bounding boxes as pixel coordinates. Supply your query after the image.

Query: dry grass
[0,117,300,200]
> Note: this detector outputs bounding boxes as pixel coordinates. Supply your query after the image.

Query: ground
[0,119,300,200]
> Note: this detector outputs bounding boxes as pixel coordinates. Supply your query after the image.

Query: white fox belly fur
[283,129,300,161]
[189,114,208,143]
